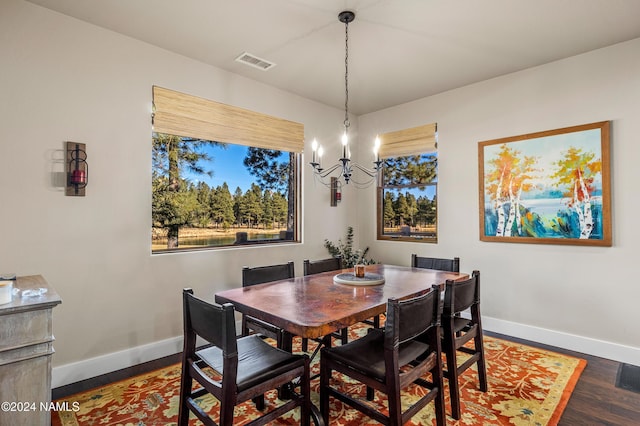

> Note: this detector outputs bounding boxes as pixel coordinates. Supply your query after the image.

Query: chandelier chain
[309,10,382,188]
[344,18,350,129]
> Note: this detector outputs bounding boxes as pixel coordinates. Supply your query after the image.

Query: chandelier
[309,10,383,188]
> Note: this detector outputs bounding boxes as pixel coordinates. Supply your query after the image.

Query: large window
[377,124,438,243]
[151,87,302,252]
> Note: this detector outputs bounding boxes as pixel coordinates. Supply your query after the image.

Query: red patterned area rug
[52,324,586,425]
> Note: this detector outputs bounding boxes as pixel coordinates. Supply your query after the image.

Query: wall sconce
[65,142,88,196]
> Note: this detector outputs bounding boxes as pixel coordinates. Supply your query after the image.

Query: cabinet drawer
[0,308,53,351]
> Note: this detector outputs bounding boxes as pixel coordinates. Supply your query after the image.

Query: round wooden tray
[333,272,385,286]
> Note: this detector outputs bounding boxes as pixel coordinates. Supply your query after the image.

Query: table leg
[278,331,294,400]
[281,330,293,352]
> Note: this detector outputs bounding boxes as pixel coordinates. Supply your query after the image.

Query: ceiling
[25,0,640,115]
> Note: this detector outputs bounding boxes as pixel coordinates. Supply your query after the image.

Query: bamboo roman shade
[377,123,437,158]
[152,86,304,152]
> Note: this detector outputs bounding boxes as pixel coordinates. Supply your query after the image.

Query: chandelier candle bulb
[311,139,318,164]
[342,132,348,159]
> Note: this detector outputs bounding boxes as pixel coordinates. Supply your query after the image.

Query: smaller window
[376,123,437,243]
[377,153,438,242]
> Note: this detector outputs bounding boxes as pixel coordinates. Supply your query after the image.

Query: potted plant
[324,226,376,268]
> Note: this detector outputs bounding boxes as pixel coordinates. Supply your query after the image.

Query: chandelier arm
[351,162,382,177]
[312,173,335,188]
[315,163,343,179]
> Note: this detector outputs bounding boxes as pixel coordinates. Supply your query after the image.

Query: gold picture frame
[478,121,611,246]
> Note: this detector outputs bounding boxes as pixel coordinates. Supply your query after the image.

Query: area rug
[52,324,586,425]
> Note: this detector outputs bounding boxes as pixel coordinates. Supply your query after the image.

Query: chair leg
[475,333,488,392]
[387,381,402,426]
[302,337,309,352]
[433,357,446,426]
[319,359,331,424]
[340,328,348,345]
[252,395,265,410]
[445,338,462,420]
[219,388,236,426]
[177,362,192,426]
[301,357,311,426]
[241,315,249,337]
[435,389,446,426]
[366,386,374,401]
[373,314,381,328]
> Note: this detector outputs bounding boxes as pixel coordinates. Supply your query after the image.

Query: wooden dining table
[214,263,468,352]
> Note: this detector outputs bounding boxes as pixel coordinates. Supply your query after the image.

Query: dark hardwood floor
[53,334,640,425]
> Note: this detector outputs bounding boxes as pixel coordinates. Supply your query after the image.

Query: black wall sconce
[65,142,88,196]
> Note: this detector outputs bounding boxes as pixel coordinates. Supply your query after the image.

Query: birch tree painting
[479,121,611,246]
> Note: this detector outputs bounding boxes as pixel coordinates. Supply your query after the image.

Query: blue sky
[385,185,437,200]
[184,143,288,193]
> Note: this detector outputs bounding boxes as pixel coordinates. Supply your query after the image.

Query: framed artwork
[478,121,611,246]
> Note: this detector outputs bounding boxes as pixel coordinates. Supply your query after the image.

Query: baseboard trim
[52,317,640,388]
[52,336,183,388]
[483,316,640,367]
[52,320,244,388]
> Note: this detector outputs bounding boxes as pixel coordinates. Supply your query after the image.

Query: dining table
[214,263,468,425]
[214,263,469,352]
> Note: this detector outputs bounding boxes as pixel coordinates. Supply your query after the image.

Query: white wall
[3,0,638,388]
[357,38,640,364]
[0,0,358,386]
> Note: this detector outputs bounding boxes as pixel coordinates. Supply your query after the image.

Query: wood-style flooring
[52,333,640,425]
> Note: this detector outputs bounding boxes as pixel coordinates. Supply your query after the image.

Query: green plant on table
[324,226,376,268]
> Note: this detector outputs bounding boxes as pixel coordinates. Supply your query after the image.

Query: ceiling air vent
[235,52,276,71]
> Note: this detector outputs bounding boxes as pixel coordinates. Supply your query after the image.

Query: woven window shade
[152,86,304,152]
[377,123,437,158]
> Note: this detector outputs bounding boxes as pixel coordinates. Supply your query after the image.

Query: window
[151,87,302,252]
[377,124,438,243]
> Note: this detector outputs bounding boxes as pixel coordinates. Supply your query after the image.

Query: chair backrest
[444,270,480,316]
[303,257,343,276]
[242,261,295,287]
[411,254,460,272]
[384,285,442,348]
[182,288,237,356]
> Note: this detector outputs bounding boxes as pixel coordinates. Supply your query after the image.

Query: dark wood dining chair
[302,257,348,352]
[179,289,311,426]
[241,261,295,348]
[303,256,343,276]
[320,286,446,426]
[411,254,460,272]
[442,270,487,419]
